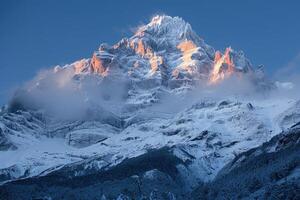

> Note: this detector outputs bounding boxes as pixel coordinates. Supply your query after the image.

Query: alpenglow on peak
[17,15,270,102]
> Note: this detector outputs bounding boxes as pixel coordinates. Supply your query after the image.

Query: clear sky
[1,0,300,104]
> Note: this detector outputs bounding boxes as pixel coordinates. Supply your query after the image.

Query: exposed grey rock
[279,101,300,130]
[0,126,16,151]
[67,131,107,148]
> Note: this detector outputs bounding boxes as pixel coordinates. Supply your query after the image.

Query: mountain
[0,15,299,200]
[192,123,300,200]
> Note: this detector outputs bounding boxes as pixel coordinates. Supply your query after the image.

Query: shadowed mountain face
[0,15,299,200]
[0,148,187,200]
[192,123,300,200]
[0,125,299,200]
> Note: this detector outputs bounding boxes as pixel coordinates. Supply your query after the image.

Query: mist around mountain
[0,15,299,200]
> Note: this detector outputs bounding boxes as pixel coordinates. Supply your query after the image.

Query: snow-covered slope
[192,122,300,200]
[0,15,299,200]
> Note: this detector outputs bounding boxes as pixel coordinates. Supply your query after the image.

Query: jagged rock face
[209,47,252,84]
[6,15,270,117]
[58,15,259,88]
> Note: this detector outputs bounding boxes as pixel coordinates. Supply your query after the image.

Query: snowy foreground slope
[0,16,299,200]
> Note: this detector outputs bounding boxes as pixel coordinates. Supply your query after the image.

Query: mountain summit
[8,15,273,115]
[47,15,262,87]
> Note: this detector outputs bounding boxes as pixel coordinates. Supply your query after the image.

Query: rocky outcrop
[0,127,16,151]
[67,131,107,148]
[279,100,300,130]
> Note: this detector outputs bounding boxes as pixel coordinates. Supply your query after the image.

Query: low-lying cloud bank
[8,66,128,119]
[6,62,299,120]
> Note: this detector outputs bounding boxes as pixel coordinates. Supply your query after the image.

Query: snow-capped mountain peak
[41,15,264,90]
[0,15,299,200]
[134,15,195,40]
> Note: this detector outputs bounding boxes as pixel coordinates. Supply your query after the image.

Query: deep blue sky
[1,0,300,104]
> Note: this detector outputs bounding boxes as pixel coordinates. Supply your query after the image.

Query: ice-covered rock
[278,100,300,130]
[67,131,107,148]
[0,126,16,151]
